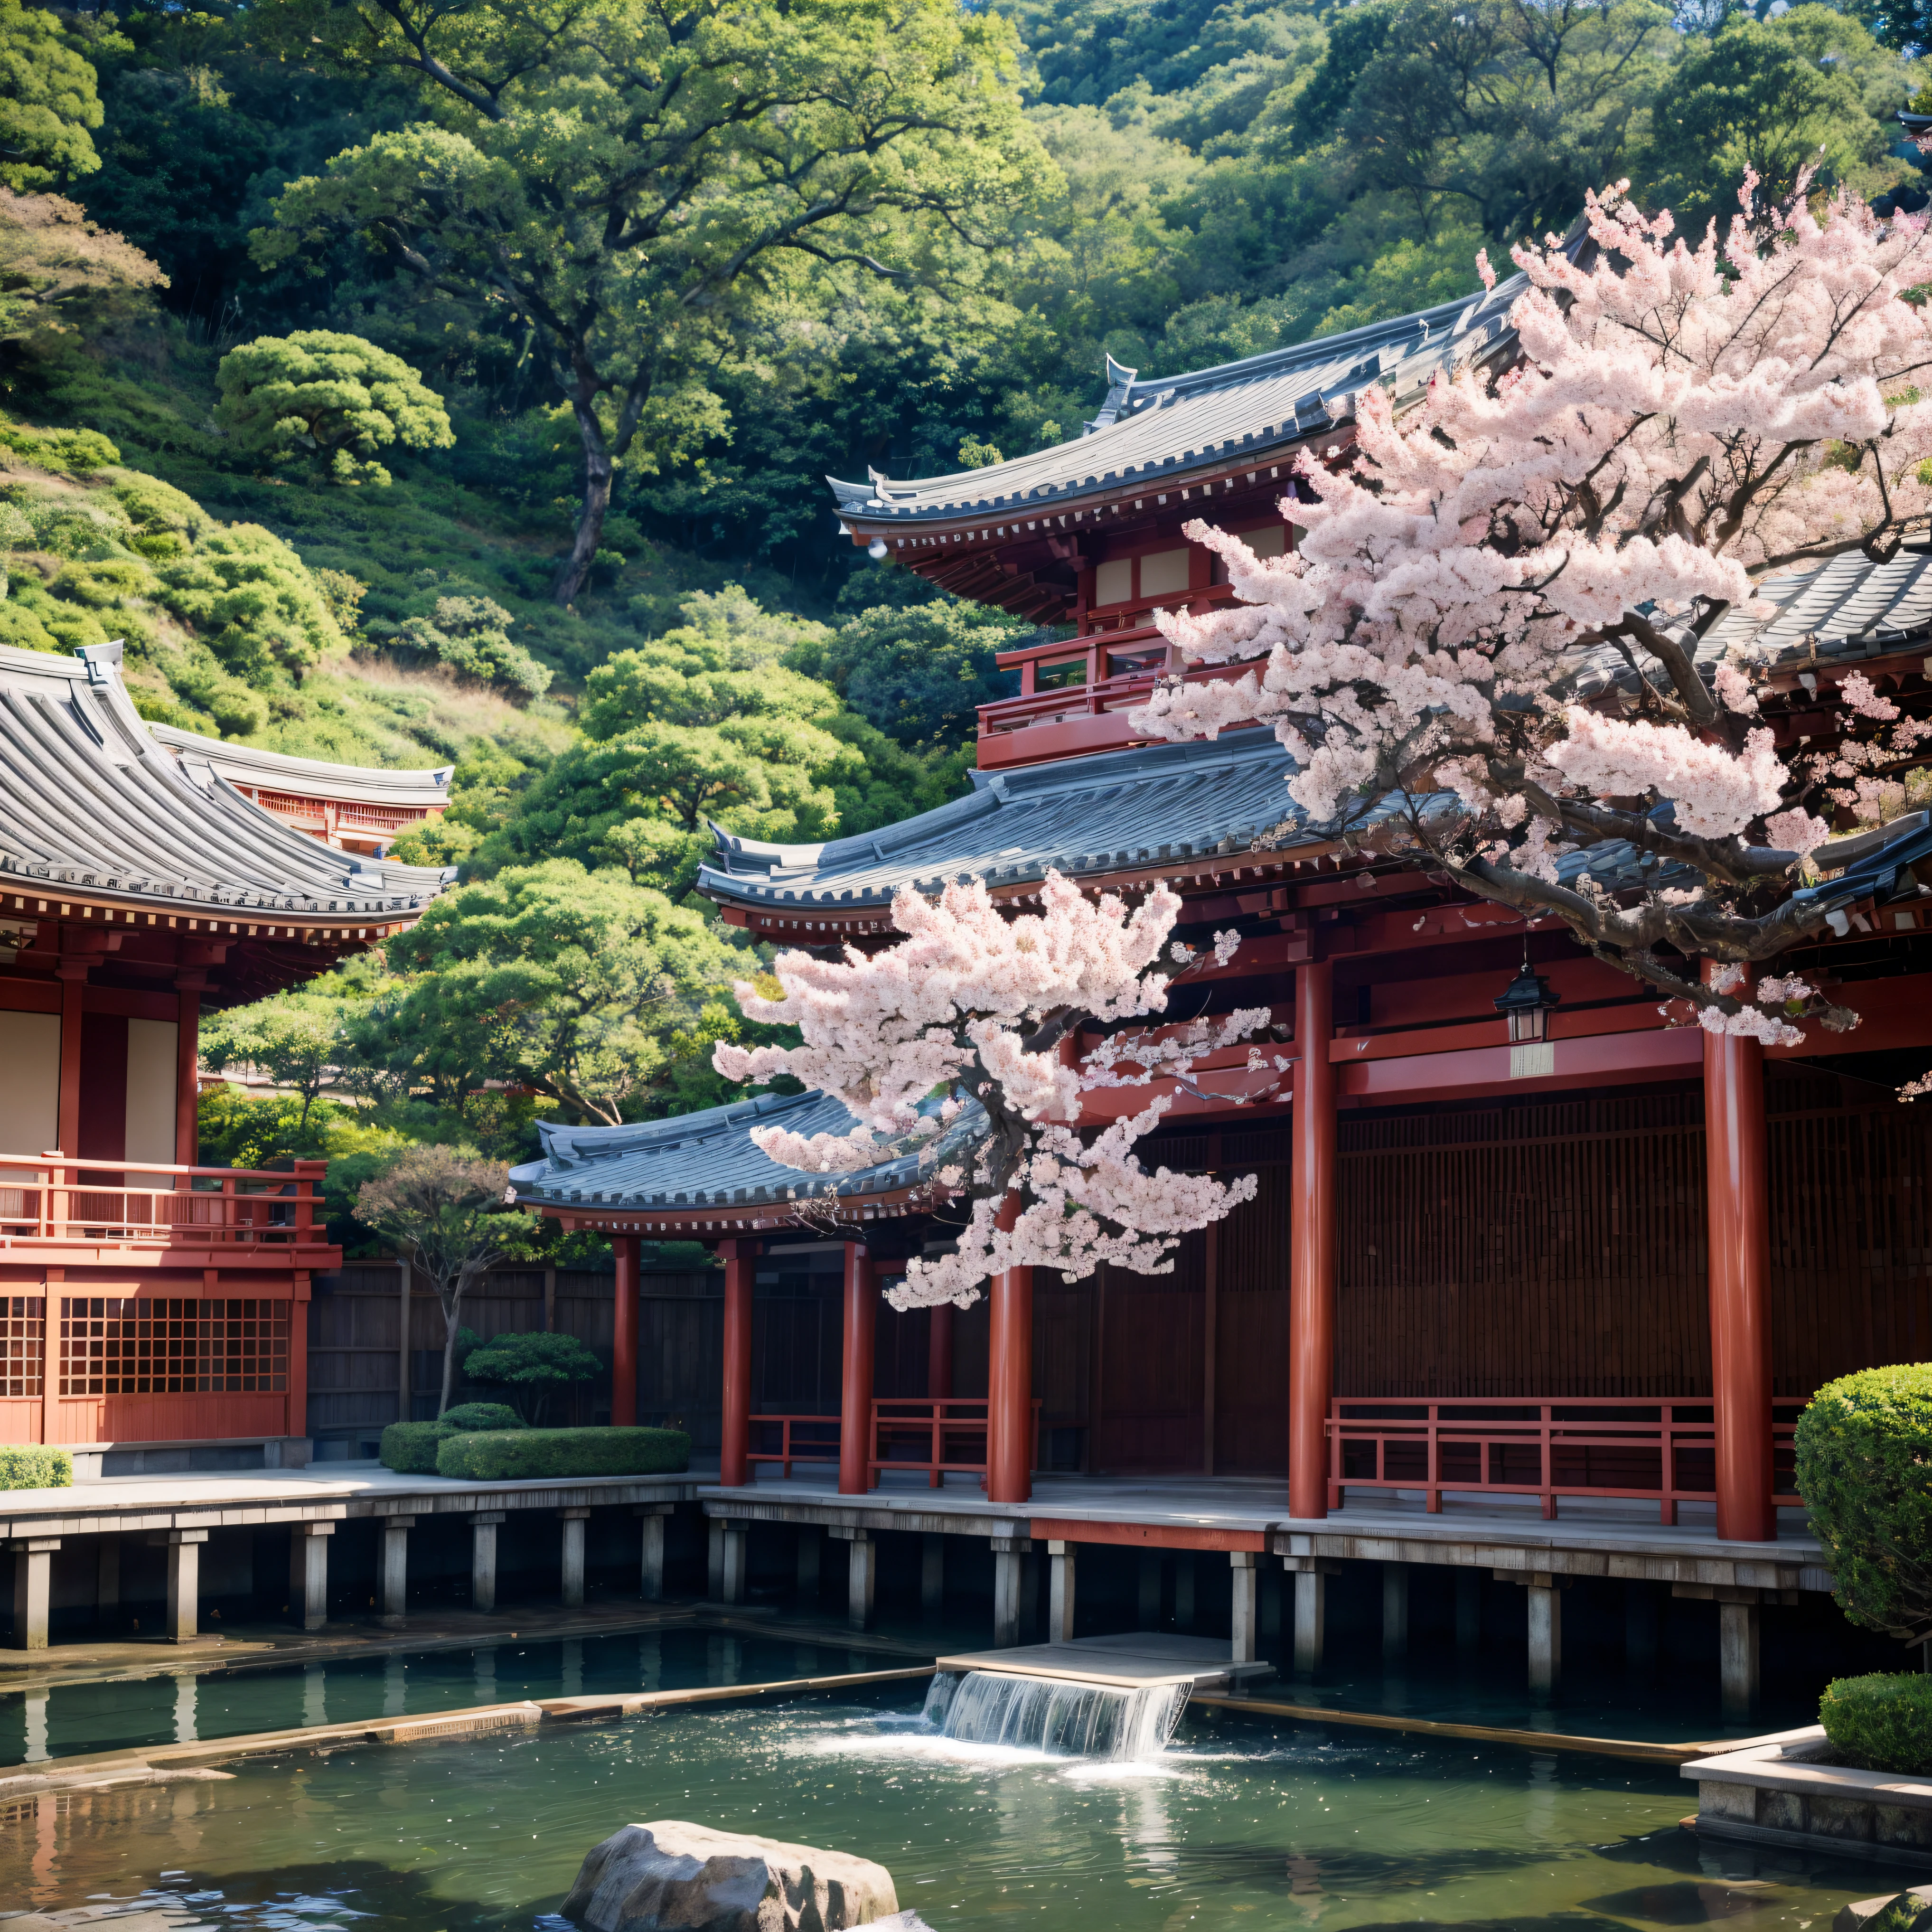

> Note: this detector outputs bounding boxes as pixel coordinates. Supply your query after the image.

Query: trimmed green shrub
[379,1404,524,1473]
[0,1444,70,1488]
[435,1426,691,1481]
[1820,1673,1932,1773]
[439,1402,525,1432]
[461,1331,605,1424]
[1795,1364,1932,1633]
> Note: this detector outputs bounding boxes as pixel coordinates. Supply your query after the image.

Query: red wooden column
[175,969,207,1168]
[55,960,86,1159]
[1705,961,1776,1541]
[987,1192,1034,1506]
[1289,960,1337,1520]
[928,1301,954,1402]
[839,1242,876,1495]
[611,1234,639,1427]
[718,1239,756,1489]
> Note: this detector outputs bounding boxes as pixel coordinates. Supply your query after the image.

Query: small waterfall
[920,1669,1188,1760]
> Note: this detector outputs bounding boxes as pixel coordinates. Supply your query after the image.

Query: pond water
[1,1678,1913,1931]
[0,1628,888,1767]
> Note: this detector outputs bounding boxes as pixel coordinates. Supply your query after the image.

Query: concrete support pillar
[469,1512,505,1615]
[9,1538,58,1650]
[991,1536,1029,1647]
[1382,1562,1408,1661]
[1704,960,1775,1542]
[559,1507,591,1608]
[921,1533,946,1616]
[1258,1563,1281,1643]
[707,1518,725,1601]
[635,1505,670,1602]
[717,1521,748,1607]
[796,1523,821,1601]
[1230,1552,1257,1665]
[289,1523,332,1632]
[95,1535,119,1624]
[1020,1551,1041,1644]
[1291,1563,1328,1677]
[378,1515,415,1627]
[839,1243,877,1497]
[719,1240,756,1489]
[1626,1581,1659,1671]
[1527,1584,1561,1698]
[1173,1555,1195,1632]
[1138,1552,1162,1628]
[839,1531,874,1632]
[1289,959,1337,1519]
[1456,1568,1481,1652]
[1720,1601,1761,1722]
[1048,1540,1077,1644]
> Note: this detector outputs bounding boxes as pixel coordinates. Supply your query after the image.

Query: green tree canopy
[462,1329,604,1424]
[215,330,454,487]
[1638,7,1911,227]
[387,594,551,700]
[374,857,749,1125]
[199,980,359,1131]
[252,0,1047,602]
[0,0,103,192]
[154,524,347,680]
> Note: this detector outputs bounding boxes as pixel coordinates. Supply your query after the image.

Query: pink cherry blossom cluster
[713,869,1263,1304]
[1126,170,1932,1039]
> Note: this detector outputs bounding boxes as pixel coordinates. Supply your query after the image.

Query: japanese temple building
[0,641,449,1461]
[507,277,1932,1703]
[146,724,452,856]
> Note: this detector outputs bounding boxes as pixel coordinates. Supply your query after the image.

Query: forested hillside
[0,0,1921,1251]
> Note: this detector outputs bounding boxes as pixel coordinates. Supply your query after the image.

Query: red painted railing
[1327,1396,1803,1524]
[746,1398,1043,1487]
[0,1156,328,1250]
[976,657,1262,741]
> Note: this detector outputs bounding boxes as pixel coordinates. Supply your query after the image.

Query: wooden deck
[696,1468,1830,1591]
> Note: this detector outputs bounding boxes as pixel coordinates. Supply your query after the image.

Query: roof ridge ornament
[1084,352,1139,434]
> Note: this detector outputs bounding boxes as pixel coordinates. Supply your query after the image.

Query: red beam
[1027,1517,1267,1553]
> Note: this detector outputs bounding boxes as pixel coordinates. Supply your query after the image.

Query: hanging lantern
[1493,950,1561,1043]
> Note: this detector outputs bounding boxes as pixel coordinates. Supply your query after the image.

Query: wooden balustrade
[745,1397,1043,1487]
[0,1154,328,1250]
[1326,1396,1802,1523]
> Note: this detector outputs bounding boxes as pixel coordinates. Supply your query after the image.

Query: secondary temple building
[0,642,448,1466]
[510,274,1932,1711]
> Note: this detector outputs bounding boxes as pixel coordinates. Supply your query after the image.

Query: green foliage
[1640,7,1913,228]
[462,1330,605,1424]
[199,971,372,1128]
[384,594,551,700]
[154,523,346,678]
[1819,1673,1932,1773]
[376,858,750,1124]
[0,1444,70,1489]
[255,0,1048,602]
[0,0,103,192]
[788,597,1023,751]
[441,1400,523,1430]
[1795,1364,1932,1636]
[216,331,454,487]
[435,1425,691,1480]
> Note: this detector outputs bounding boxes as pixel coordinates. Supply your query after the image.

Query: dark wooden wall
[308,1070,1932,1471]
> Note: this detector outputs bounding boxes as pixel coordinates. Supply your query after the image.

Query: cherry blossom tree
[1132,174,1932,1046]
[713,872,1267,1306]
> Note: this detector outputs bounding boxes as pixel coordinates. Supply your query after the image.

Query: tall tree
[251,0,1046,604]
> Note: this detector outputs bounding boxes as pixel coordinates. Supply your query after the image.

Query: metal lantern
[1493,951,1561,1043]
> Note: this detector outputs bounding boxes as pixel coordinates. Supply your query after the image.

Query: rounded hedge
[379,1404,525,1474]
[1820,1672,1932,1773]
[434,1425,691,1481]
[1794,1364,1932,1634]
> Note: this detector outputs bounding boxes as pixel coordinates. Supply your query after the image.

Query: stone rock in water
[564,1819,900,1932]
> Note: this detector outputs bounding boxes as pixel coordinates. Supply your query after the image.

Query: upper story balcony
[977,600,1265,772]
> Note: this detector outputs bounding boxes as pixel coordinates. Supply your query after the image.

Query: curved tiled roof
[829,276,1525,528]
[699,729,1302,915]
[149,725,454,810]
[510,1089,986,1213]
[0,645,450,921]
